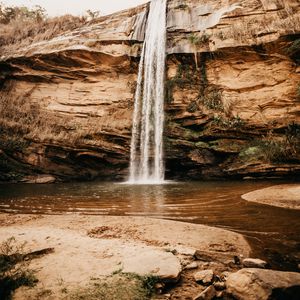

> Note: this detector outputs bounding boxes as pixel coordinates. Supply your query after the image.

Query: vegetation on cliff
[0,3,99,48]
[0,0,299,182]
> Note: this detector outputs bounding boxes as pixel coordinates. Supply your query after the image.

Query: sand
[0,213,251,299]
[242,184,300,210]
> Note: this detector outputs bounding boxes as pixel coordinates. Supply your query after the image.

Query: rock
[174,245,197,256]
[226,268,300,300]
[122,248,182,283]
[213,281,226,291]
[185,261,198,270]
[242,258,267,269]
[35,175,56,184]
[221,271,230,281]
[193,285,216,300]
[24,175,56,184]
[215,291,223,298]
[154,282,165,294]
[194,250,214,262]
[194,270,214,285]
[233,255,242,265]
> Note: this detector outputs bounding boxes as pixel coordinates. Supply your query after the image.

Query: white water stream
[128,0,167,184]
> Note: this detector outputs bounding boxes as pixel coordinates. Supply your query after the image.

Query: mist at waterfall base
[128,0,167,185]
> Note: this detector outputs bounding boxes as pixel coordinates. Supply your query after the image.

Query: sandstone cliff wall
[0,0,299,182]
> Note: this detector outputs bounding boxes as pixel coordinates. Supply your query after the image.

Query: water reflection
[125,184,166,216]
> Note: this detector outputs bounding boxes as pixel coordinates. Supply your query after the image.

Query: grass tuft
[0,237,38,300]
[70,273,160,300]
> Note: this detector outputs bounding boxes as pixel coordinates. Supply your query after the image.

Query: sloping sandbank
[242,184,300,210]
[0,214,250,299]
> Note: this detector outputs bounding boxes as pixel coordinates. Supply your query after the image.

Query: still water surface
[0,180,299,270]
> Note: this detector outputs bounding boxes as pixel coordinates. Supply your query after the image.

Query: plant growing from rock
[240,124,300,163]
[166,62,195,103]
[85,9,101,20]
[211,115,245,129]
[188,33,211,67]
[287,39,300,56]
[201,86,223,111]
[174,4,189,10]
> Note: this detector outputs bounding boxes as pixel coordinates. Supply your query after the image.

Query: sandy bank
[242,184,300,210]
[0,214,250,299]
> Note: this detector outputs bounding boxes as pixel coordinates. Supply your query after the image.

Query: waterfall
[128,0,167,184]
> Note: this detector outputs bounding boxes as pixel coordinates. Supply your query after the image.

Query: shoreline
[1,213,300,299]
[242,184,300,210]
[0,213,251,299]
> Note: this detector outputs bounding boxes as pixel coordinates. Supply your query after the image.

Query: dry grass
[0,237,37,300]
[213,3,300,44]
[0,84,81,147]
[0,14,87,49]
[0,83,127,151]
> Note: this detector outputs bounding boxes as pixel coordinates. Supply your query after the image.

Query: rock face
[226,268,300,300]
[0,0,299,182]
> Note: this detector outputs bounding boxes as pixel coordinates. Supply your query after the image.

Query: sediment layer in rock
[0,0,299,181]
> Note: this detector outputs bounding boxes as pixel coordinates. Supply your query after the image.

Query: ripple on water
[0,180,299,270]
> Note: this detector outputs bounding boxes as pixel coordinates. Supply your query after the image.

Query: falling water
[128,0,167,184]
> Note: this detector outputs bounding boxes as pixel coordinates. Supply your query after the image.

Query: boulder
[194,270,214,285]
[242,258,267,269]
[213,281,226,291]
[226,268,300,300]
[122,248,182,282]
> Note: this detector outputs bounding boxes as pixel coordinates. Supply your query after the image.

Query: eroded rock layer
[0,0,299,182]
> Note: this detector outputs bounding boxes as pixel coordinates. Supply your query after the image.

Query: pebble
[194,270,214,285]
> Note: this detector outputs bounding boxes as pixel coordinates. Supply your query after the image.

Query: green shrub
[202,87,223,111]
[240,125,300,163]
[70,273,160,300]
[211,115,245,128]
[188,33,210,47]
[0,4,46,24]
[287,39,300,55]
[187,101,198,113]
[166,63,194,103]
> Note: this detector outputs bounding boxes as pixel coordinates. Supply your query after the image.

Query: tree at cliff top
[0,3,90,47]
[0,3,46,24]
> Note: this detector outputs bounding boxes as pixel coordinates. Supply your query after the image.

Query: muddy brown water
[0,180,299,271]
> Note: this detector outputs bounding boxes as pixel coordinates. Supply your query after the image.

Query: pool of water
[0,180,299,271]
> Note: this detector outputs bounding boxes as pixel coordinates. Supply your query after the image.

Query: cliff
[0,0,299,182]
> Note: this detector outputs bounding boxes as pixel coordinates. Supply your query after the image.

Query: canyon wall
[0,0,299,182]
